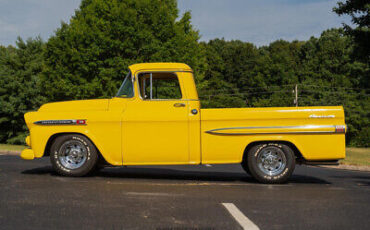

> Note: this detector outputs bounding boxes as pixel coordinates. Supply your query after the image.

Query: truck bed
[200,106,346,164]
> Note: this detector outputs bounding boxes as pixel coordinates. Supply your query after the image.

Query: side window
[116,72,134,98]
[138,72,182,100]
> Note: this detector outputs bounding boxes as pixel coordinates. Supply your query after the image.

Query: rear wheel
[241,161,251,175]
[50,134,98,177]
[247,143,295,184]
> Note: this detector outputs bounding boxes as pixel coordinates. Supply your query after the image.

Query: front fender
[24,111,123,166]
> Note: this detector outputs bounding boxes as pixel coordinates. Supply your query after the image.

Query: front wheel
[247,143,295,184]
[50,134,98,177]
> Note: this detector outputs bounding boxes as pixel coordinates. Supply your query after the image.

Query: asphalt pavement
[0,155,369,230]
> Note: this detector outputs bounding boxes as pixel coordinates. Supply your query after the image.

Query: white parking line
[222,203,260,230]
[125,192,183,197]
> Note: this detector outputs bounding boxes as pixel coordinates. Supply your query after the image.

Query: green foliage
[0,37,46,144]
[201,29,369,146]
[334,0,370,64]
[42,0,205,101]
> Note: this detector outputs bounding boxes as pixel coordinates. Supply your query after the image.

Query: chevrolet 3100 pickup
[21,63,346,183]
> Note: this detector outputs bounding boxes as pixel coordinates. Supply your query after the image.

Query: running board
[303,160,340,166]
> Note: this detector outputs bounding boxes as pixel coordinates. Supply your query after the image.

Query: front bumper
[20,148,35,160]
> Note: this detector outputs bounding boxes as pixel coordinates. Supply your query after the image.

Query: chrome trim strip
[205,125,338,135]
[206,131,335,135]
[34,120,86,125]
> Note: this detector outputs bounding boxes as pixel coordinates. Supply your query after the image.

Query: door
[122,72,190,164]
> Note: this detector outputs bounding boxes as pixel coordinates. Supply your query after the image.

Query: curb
[0,150,21,156]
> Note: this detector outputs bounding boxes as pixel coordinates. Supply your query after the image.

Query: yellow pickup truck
[21,63,346,183]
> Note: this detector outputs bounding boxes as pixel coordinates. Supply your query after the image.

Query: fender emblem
[34,119,87,125]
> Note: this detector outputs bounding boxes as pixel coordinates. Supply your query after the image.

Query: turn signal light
[335,125,346,133]
[76,120,86,125]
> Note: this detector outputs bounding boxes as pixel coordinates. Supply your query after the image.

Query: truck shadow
[22,166,330,184]
[97,167,330,184]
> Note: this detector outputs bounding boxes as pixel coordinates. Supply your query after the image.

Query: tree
[0,1,368,147]
[201,29,369,146]
[297,29,369,146]
[0,38,46,144]
[200,39,261,108]
[42,0,206,101]
[334,0,370,62]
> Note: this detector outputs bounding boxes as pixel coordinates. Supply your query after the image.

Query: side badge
[309,115,335,118]
[191,109,198,115]
[34,119,87,125]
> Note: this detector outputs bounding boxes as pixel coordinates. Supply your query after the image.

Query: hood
[38,99,110,112]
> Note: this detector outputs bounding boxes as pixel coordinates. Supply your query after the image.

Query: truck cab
[21,63,346,183]
[115,64,202,165]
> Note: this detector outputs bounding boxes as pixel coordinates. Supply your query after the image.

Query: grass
[341,147,370,166]
[0,144,26,152]
[0,143,369,166]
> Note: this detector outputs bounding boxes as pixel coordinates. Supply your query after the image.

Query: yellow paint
[201,107,345,163]
[25,136,31,147]
[20,148,34,160]
[22,63,346,166]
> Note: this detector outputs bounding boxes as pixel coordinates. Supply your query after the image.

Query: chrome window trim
[136,71,184,101]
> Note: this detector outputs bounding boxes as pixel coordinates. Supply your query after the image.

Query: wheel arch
[242,140,304,163]
[43,132,107,164]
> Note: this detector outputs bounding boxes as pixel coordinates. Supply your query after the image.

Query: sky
[0,0,351,47]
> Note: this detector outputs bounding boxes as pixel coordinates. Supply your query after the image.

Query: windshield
[116,72,134,98]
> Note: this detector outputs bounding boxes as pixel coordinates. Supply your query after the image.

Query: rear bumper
[20,148,35,160]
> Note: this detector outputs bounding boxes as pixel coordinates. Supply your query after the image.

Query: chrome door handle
[174,103,186,107]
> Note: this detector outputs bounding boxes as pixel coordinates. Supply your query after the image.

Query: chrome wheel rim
[257,146,287,176]
[58,140,87,169]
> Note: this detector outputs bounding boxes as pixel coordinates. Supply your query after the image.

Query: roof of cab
[128,63,192,73]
